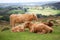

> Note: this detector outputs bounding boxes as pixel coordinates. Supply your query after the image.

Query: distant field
[27,8,60,16]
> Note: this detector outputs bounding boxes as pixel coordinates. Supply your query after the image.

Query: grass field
[27,7,60,16]
[0,22,60,40]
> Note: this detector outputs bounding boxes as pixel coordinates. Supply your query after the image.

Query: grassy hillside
[0,26,60,40]
[0,19,60,40]
[7,10,25,14]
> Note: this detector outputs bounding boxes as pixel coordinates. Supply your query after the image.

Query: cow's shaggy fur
[25,22,53,34]
[11,24,25,32]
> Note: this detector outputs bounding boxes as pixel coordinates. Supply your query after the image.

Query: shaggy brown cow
[25,22,53,34]
[10,14,38,27]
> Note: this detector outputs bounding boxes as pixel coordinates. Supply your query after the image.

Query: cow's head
[32,14,38,21]
[44,20,54,27]
[24,21,33,29]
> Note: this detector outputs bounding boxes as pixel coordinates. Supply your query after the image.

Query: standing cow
[10,14,38,27]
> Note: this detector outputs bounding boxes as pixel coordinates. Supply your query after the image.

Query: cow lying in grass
[11,22,28,32]
[11,21,32,32]
[25,21,53,34]
[10,14,38,27]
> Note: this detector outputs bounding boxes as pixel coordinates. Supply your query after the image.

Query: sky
[0,0,60,3]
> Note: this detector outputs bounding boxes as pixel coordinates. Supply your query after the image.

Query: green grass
[0,16,3,18]
[7,10,25,14]
[27,7,60,16]
[0,26,60,40]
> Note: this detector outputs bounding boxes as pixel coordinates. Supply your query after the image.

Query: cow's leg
[29,27,34,33]
[10,17,15,27]
[12,21,15,27]
[11,19,15,27]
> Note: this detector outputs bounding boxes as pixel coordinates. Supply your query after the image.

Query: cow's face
[48,20,54,26]
[24,21,33,29]
[24,21,31,28]
[33,14,38,21]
